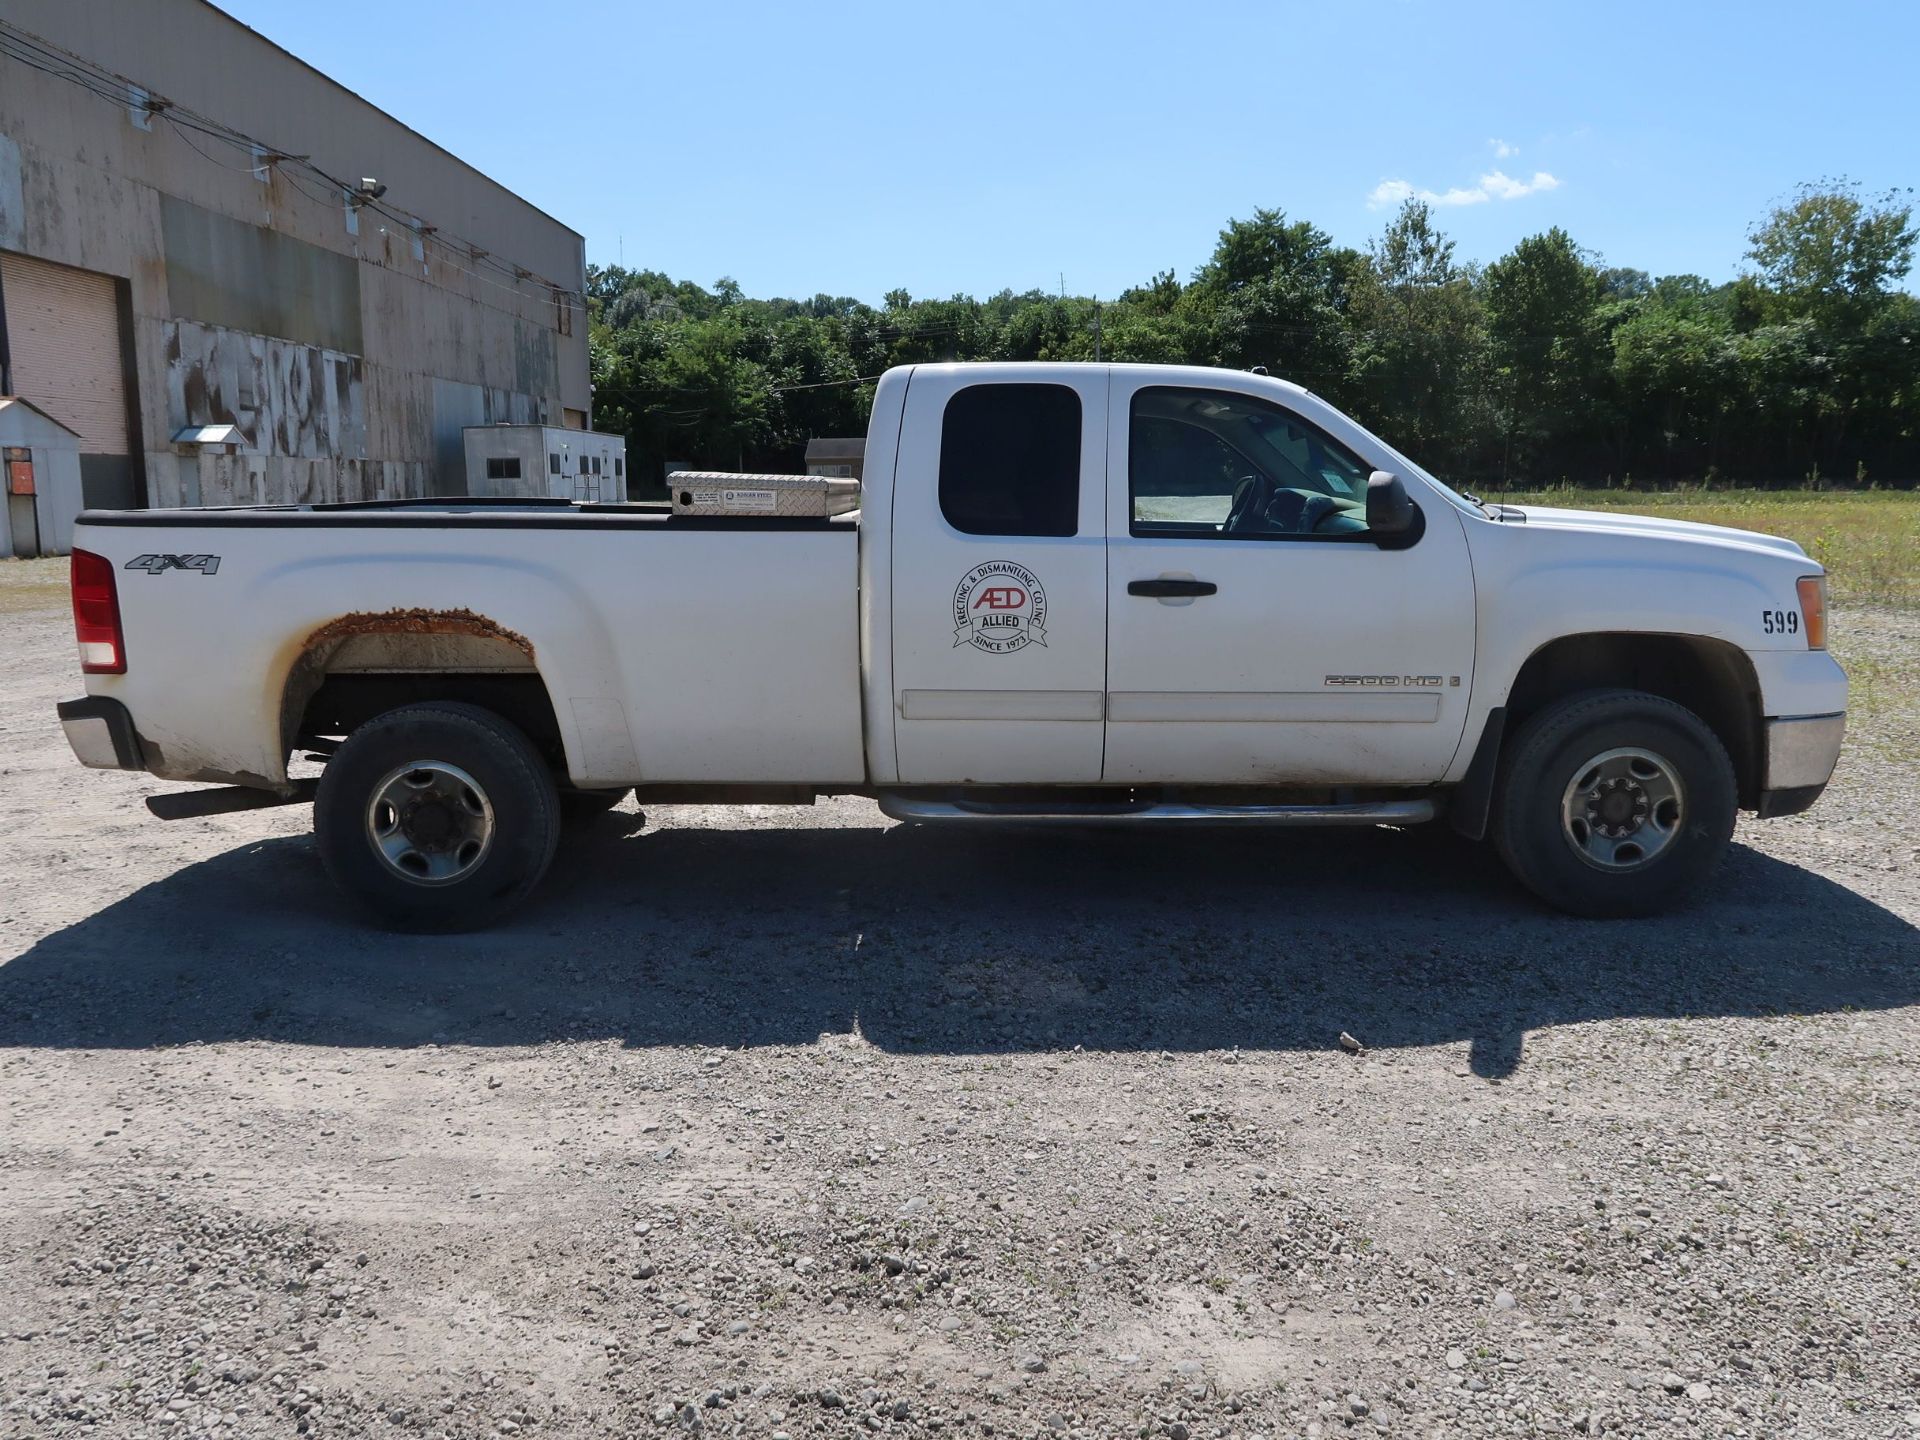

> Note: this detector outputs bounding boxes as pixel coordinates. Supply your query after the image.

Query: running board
[146,780,315,820]
[875,795,1438,826]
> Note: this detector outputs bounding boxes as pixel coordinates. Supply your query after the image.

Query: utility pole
[1093,297,1102,362]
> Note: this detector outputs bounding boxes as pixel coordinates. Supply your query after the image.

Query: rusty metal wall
[159,195,362,356]
[431,378,539,496]
[163,318,366,461]
[0,1,589,509]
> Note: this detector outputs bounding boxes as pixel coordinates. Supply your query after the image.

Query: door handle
[1128,578,1217,598]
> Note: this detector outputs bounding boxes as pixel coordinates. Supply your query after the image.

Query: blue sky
[219,0,1917,303]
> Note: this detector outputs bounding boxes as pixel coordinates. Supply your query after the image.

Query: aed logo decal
[953,561,1048,653]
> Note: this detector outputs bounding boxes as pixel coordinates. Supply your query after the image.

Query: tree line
[586,181,1918,493]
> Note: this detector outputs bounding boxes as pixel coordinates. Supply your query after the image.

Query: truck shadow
[0,814,1913,1079]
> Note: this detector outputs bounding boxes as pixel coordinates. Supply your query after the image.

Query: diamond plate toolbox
[667,472,860,518]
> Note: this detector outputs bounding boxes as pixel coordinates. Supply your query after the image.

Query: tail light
[1795,575,1827,650]
[71,548,126,674]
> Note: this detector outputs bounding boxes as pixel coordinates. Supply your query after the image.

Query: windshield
[1329,409,1488,518]
[1242,409,1372,500]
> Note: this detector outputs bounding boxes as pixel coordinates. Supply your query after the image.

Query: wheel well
[281,616,565,772]
[1502,633,1764,807]
[295,674,564,766]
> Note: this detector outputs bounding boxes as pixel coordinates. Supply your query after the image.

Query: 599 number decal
[1760,608,1799,636]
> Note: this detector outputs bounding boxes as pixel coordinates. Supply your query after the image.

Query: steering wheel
[1263,488,1342,535]
[1224,474,1272,534]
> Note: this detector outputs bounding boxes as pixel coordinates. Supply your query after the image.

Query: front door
[1103,377,1476,785]
[890,367,1110,783]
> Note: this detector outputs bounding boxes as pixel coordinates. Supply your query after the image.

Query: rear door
[1103,376,1476,784]
[889,367,1109,783]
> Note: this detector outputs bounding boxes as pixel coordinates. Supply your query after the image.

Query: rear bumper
[58,696,146,772]
[1756,711,1845,817]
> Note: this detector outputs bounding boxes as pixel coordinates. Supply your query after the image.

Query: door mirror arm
[1365,471,1423,550]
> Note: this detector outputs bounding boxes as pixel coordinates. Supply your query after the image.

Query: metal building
[0,0,591,527]
[0,397,83,557]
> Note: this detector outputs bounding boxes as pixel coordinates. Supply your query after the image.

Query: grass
[0,555,68,615]
[1486,488,1920,610]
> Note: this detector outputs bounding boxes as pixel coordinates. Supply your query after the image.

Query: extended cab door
[889,367,1110,783]
[1103,375,1475,784]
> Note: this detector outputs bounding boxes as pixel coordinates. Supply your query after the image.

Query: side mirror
[1366,470,1416,538]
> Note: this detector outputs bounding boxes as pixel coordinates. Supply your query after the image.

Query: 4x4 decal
[125,553,221,576]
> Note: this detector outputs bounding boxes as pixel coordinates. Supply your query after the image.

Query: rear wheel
[1492,689,1736,917]
[314,701,560,930]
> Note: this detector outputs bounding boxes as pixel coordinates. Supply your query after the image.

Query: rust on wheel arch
[300,608,535,660]
[278,609,540,771]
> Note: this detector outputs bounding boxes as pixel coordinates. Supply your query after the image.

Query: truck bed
[71,501,866,790]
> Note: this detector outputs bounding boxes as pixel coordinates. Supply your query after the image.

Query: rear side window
[939,383,1080,537]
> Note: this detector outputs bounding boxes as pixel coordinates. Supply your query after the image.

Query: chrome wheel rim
[365,761,495,886]
[1559,747,1685,871]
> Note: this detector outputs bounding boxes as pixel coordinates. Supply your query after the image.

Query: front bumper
[1756,711,1845,817]
[58,696,146,772]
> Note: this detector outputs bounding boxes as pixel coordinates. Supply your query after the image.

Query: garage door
[1,252,128,455]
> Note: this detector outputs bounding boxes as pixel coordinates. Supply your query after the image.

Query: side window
[484,456,521,481]
[548,453,561,475]
[939,383,1080,537]
[1129,386,1372,540]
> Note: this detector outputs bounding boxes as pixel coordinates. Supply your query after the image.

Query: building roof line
[193,0,584,246]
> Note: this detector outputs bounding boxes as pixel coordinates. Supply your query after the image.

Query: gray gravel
[1,570,1917,1439]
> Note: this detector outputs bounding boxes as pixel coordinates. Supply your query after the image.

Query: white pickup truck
[59,362,1846,928]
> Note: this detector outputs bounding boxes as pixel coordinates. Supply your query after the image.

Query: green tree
[1348,200,1487,471]
[583,186,1920,493]
[1482,227,1610,481]
[1746,181,1916,328]
[1187,208,1360,397]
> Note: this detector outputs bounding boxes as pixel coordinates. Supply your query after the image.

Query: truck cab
[872,364,1477,790]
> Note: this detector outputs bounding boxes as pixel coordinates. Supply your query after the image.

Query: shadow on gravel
[1,813,1914,1078]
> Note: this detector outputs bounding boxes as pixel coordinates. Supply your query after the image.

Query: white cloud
[1366,169,1561,210]
[1489,137,1518,158]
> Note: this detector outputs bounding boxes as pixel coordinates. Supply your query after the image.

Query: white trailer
[462,425,627,503]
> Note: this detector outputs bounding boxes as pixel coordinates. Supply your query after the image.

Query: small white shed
[462,425,628,503]
[1,397,86,557]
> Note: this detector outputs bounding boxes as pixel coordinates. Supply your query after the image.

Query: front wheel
[1492,689,1736,918]
[314,701,560,930]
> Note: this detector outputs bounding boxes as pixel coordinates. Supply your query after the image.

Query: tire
[314,701,560,931]
[1492,689,1736,918]
[559,787,631,822]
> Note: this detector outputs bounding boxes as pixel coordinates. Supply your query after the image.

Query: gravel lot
[2,560,1916,1440]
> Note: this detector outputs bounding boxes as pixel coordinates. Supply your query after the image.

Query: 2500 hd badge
[1324,673,1452,687]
